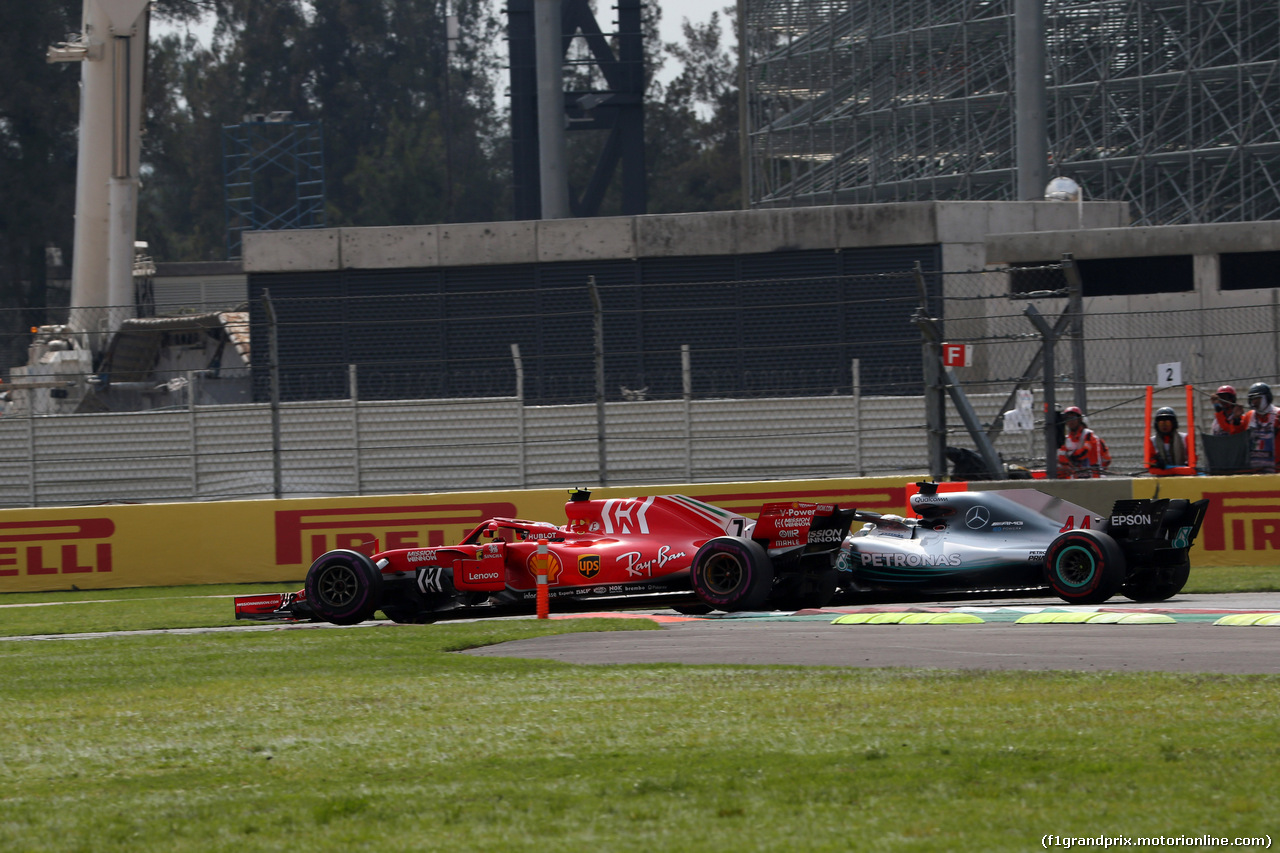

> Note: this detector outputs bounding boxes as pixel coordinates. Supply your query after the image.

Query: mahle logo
[577,554,601,579]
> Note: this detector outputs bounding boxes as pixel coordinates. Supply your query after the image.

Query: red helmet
[1217,384,1237,403]
[1062,406,1083,418]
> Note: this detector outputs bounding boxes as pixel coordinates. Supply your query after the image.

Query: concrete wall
[243,202,1131,273]
[986,221,1280,264]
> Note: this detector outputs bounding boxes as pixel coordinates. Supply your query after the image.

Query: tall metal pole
[263,290,283,499]
[349,364,361,495]
[1015,0,1047,200]
[737,0,750,209]
[511,343,526,488]
[1025,304,1058,479]
[913,264,947,479]
[1062,253,1087,412]
[534,0,570,218]
[682,344,692,481]
[589,277,607,485]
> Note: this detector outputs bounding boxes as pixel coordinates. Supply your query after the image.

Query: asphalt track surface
[8,592,1280,674]
[463,592,1280,674]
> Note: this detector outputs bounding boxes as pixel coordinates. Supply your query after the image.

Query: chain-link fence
[0,263,1275,506]
[937,262,1279,477]
[243,268,936,405]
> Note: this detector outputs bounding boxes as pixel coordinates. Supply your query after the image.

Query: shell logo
[526,550,563,584]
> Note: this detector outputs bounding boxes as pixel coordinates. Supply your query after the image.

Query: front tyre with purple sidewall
[305,549,385,625]
[691,537,774,611]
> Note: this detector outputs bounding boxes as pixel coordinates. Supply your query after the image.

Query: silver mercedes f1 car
[835,483,1208,604]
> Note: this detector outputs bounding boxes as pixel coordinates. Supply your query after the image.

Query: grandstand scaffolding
[743,0,1280,224]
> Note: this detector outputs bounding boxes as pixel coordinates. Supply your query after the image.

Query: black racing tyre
[304,550,384,625]
[690,537,775,611]
[1122,557,1191,603]
[1043,529,1126,605]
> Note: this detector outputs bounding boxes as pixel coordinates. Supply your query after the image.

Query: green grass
[1,616,1279,850]
[0,584,301,637]
[1,580,1278,850]
[1184,564,1280,593]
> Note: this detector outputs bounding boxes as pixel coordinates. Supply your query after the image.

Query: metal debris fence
[936,264,1280,478]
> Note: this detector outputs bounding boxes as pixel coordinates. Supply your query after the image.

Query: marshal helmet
[1248,382,1273,410]
[1154,406,1178,429]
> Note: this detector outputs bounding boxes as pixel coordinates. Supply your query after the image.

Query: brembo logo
[274,502,517,567]
[0,518,115,577]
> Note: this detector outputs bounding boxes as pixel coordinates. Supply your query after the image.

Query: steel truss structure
[744,0,1280,223]
[222,118,326,260]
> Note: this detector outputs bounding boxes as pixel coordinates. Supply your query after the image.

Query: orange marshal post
[534,539,550,619]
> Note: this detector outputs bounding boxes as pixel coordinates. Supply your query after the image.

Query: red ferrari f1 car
[235,490,856,624]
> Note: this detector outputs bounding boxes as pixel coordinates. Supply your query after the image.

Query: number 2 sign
[1156,362,1182,389]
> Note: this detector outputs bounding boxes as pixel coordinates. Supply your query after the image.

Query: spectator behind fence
[1057,406,1111,478]
[1209,384,1244,435]
[1147,406,1191,475]
[1223,382,1280,474]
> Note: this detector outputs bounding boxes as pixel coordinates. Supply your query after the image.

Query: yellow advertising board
[0,478,916,593]
[0,474,1274,593]
[1131,473,1280,567]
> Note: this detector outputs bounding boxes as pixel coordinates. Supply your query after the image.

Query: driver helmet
[1154,406,1178,430]
[1248,382,1273,411]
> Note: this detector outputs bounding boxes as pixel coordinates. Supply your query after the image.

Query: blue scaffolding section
[222,114,326,260]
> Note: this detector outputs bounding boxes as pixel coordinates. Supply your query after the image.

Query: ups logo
[577,554,601,579]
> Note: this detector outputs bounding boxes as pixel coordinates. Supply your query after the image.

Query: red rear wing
[755,502,841,549]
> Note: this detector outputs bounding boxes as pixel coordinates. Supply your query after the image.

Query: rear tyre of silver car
[1043,529,1125,605]
[305,550,384,625]
[690,537,774,611]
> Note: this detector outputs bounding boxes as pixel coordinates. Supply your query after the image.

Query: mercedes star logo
[965,505,990,529]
